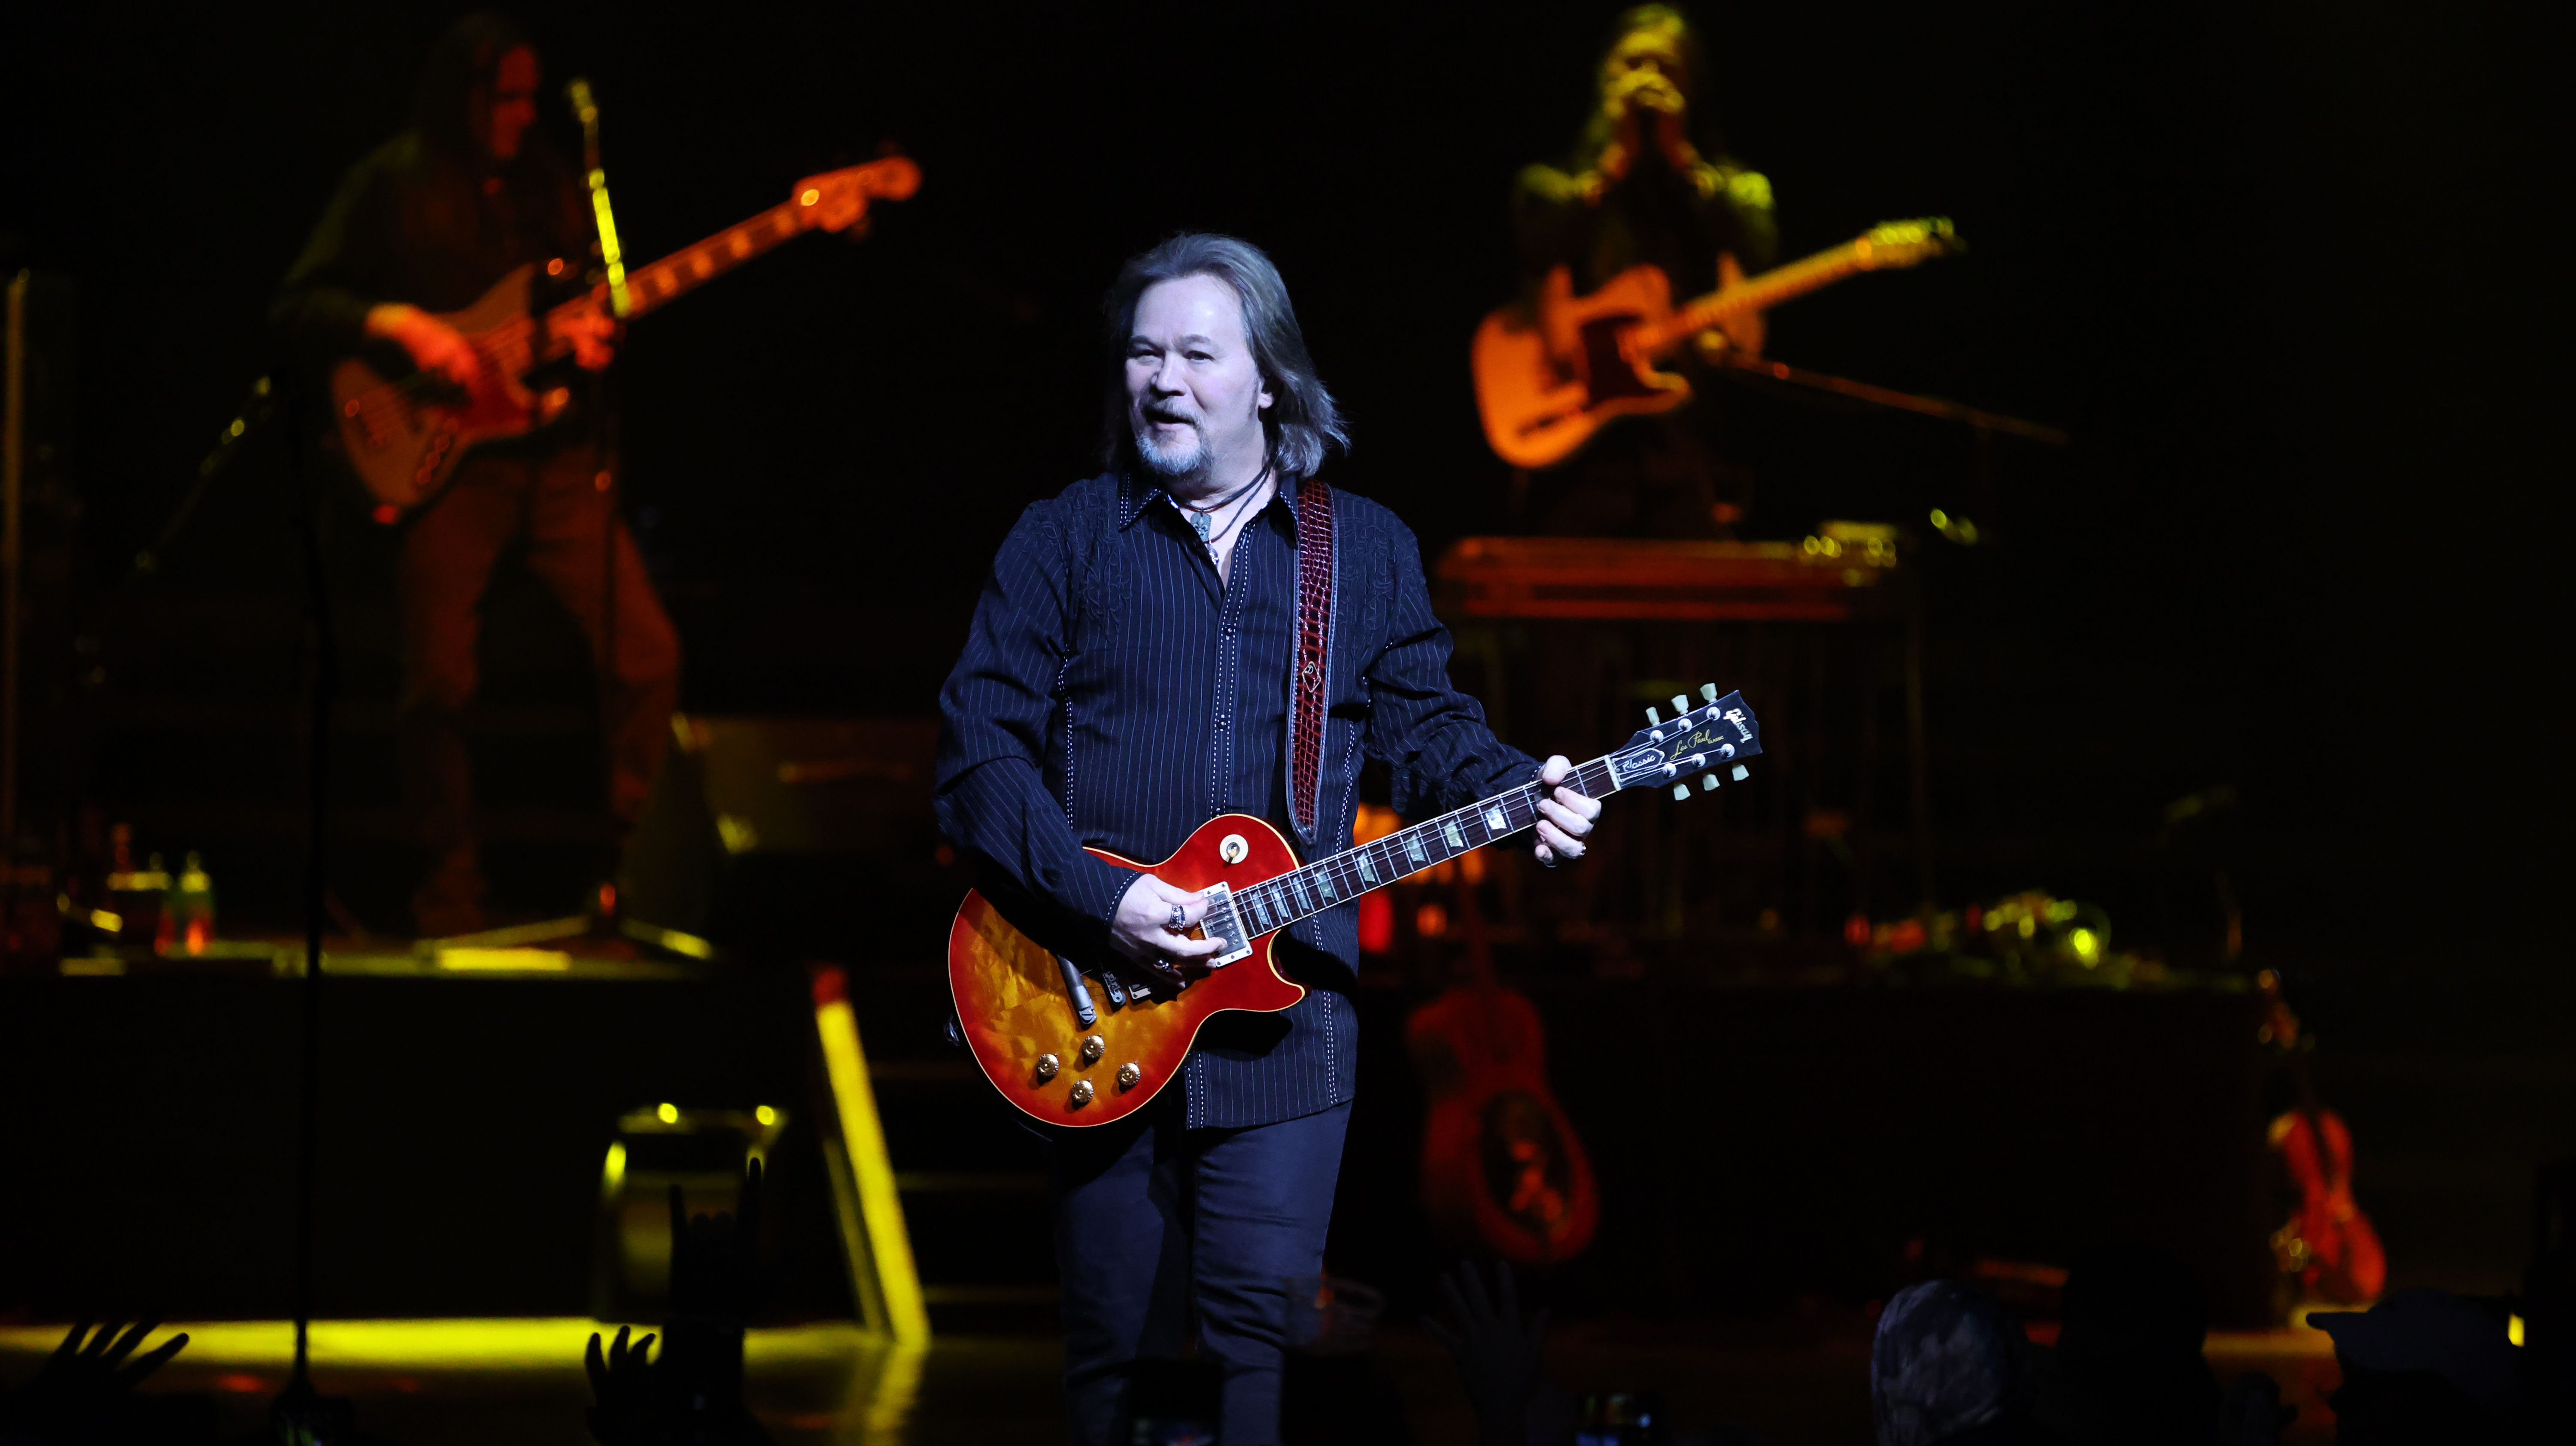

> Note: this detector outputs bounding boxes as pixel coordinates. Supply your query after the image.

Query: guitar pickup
[1198,883,1253,968]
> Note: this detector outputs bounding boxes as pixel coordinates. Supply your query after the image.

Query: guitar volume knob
[1080,1035,1105,1066]
[1117,1062,1141,1091]
[1069,1080,1095,1106]
[1034,1053,1060,1081]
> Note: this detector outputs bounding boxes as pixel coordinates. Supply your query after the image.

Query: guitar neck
[1225,757,1623,940]
[542,195,819,333]
[1637,240,1883,354]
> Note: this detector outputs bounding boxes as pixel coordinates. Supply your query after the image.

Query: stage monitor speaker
[618,716,947,960]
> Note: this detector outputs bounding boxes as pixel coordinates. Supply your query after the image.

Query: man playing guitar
[935,234,1600,1444]
[273,13,678,935]
[1510,3,1777,535]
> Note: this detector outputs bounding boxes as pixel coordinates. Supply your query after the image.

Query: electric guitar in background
[1471,218,1962,470]
[949,686,1765,1127]
[2259,968,2386,1303]
[1409,860,1599,1263]
[329,155,921,517]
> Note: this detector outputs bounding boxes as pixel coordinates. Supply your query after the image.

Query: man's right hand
[365,302,483,392]
[1109,873,1227,985]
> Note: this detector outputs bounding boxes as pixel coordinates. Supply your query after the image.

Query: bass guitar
[1470,218,1961,470]
[329,155,921,516]
[950,685,1764,1127]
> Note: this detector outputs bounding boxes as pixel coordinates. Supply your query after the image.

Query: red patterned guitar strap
[1288,476,1337,842]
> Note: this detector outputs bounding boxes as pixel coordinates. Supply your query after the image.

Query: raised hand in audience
[1423,1261,1550,1446]
[0,1321,190,1442]
[583,1325,664,1446]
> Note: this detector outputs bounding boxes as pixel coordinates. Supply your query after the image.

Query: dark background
[3,0,2567,1304]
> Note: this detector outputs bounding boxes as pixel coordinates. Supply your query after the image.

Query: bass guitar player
[273,15,914,936]
[273,14,665,936]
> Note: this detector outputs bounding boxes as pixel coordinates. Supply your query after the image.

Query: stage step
[850,963,1060,1335]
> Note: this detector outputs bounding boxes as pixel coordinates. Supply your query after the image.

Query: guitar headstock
[1611,685,1764,799]
[1852,217,1962,270]
[790,155,924,234]
[2255,967,2302,1052]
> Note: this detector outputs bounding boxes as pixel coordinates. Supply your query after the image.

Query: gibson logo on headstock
[1679,723,1744,756]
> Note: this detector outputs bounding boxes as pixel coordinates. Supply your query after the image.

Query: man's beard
[1130,407,1211,484]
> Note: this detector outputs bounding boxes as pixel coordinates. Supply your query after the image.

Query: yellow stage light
[812,969,929,1345]
[656,1102,679,1125]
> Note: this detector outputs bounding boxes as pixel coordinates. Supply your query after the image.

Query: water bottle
[167,851,216,956]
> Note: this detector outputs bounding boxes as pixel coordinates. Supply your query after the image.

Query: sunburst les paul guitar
[329,155,921,516]
[1471,218,1961,470]
[950,685,1764,1127]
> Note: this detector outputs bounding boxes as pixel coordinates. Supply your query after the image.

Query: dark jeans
[397,443,680,872]
[1050,1097,1352,1446]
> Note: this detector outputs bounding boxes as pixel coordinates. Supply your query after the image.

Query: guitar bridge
[1199,883,1253,967]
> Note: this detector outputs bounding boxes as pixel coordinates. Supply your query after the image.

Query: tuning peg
[1701,684,1719,703]
[1671,694,1689,716]
[1645,706,1662,725]
[1731,764,1750,781]
[1701,774,1720,792]
[1671,783,1691,801]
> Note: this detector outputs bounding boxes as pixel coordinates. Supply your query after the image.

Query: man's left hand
[1533,754,1601,867]
[551,298,620,371]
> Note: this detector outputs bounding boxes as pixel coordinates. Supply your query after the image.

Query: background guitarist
[1509,3,1778,535]
[273,12,679,935]
[934,234,1601,1446]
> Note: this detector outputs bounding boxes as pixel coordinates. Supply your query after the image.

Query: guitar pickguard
[1576,313,1678,405]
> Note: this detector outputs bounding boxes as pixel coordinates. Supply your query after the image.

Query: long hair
[411,11,535,161]
[1098,234,1348,479]
[1574,4,1728,168]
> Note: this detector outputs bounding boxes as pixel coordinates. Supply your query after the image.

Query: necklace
[1184,463,1273,555]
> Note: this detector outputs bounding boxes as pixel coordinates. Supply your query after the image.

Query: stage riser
[0,973,853,1321]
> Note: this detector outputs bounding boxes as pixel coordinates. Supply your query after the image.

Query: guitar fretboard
[1216,756,1624,943]
[552,195,820,329]
[1639,241,1882,355]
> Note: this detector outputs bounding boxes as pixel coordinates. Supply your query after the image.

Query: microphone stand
[423,81,717,964]
[270,365,355,1443]
[571,77,626,899]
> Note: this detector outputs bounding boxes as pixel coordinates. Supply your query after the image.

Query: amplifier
[617,716,951,960]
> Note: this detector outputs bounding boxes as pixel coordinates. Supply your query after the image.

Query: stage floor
[0,1318,2343,1445]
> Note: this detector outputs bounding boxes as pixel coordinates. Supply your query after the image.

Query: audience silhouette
[0,1322,194,1446]
[583,1160,775,1446]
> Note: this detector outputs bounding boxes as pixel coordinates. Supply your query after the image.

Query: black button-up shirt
[937,471,1538,1127]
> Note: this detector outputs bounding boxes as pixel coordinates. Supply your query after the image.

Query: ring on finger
[1167,902,1188,931]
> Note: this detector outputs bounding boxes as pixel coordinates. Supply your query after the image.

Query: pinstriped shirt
[936,471,1539,1128]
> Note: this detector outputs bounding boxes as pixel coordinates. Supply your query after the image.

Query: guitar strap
[1287,476,1336,846]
